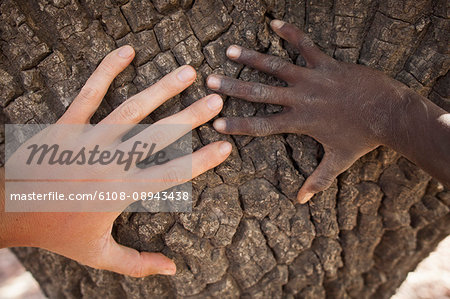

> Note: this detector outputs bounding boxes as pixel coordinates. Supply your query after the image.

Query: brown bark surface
[1,0,449,298]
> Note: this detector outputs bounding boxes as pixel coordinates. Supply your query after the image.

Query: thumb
[297,151,354,204]
[97,235,176,277]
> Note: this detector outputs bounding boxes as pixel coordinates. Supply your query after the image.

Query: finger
[99,140,232,212]
[100,65,196,125]
[225,45,302,83]
[135,141,232,191]
[297,151,355,204]
[270,20,328,68]
[213,115,291,136]
[98,235,176,277]
[207,75,289,105]
[61,45,135,123]
[118,94,223,156]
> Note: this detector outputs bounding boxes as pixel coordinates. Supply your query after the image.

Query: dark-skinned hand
[207,20,450,204]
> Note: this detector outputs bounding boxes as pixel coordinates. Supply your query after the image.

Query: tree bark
[1,0,449,298]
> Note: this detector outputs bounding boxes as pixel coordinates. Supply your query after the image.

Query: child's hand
[207,20,449,203]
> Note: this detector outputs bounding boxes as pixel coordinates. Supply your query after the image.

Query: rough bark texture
[1,0,449,298]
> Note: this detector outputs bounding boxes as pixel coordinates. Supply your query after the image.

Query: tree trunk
[1,0,449,298]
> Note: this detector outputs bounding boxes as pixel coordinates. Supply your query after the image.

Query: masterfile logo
[4,124,193,213]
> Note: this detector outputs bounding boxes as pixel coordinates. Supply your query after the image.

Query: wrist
[381,88,450,187]
[379,88,421,153]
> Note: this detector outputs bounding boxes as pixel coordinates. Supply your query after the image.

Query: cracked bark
[1,0,449,298]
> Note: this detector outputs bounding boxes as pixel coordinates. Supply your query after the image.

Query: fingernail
[177,66,196,82]
[207,95,223,110]
[118,45,134,58]
[213,118,226,131]
[271,19,285,29]
[219,142,232,155]
[160,267,176,275]
[299,192,314,204]
[207,76,221,90]
[227,45,241,59]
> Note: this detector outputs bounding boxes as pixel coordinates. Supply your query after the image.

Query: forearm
[0,167,13,247]
[386,91,450,187]
[0,168,34,247]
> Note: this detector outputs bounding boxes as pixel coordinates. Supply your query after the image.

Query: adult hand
[207,20,450,204]
[1,45,231,277]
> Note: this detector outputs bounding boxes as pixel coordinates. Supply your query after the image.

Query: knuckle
[253,120,273,136]
[187,105,204,124]
[158,77,176,93]
[265,57,287,74]
[149,128,167,145]
[199,147,217,165]
[118,100,144,122]
[162,166,185,184]
[309,176,334,192]
[251,83,270,100]
[128,259,144,277]
[97,59,116,78]
[77,85,98,104]
[298,35,316,50]
[223,78,238,94]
